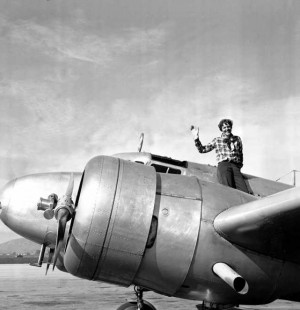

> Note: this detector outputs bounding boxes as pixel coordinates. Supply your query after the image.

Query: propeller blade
[52,239,64,271]
[52,209,68,270]
[52,173,75,271]
[65,173,74,198]
[46,248,54,275]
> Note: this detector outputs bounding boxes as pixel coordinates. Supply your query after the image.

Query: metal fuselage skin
[0,153,297,306]
[0,173,82,248]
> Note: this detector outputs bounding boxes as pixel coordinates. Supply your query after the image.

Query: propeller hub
[54,201,74,221]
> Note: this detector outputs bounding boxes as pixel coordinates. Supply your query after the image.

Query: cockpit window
[151,163,181,174]
[151,154,187,168]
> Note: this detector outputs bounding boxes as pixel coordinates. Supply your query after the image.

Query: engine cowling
[64,155,202,295]
[64,155,157,285]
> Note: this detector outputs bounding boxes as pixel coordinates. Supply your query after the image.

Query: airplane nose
[0,179,16,222]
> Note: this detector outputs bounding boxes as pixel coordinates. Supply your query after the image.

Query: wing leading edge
[214,187,300,263]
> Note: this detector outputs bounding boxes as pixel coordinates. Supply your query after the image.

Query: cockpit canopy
[113,152,187,175]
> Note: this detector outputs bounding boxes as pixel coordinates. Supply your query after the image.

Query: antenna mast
[276,170,300,186]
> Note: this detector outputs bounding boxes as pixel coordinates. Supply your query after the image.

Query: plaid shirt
[194,134,244,168]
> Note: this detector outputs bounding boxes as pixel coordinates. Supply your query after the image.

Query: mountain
[0,238,40,255]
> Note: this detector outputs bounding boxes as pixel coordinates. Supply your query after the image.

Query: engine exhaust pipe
[213,263,249,295]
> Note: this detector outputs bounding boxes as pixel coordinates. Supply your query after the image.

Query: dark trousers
[217,161,249,193]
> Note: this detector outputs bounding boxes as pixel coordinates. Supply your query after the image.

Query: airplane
[0,133,299,310]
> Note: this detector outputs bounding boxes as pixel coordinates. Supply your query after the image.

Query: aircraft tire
[116,301,157,310]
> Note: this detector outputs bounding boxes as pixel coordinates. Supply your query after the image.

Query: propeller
[52,173,75,270]
[46,248,55,275]
[36,173,75,272]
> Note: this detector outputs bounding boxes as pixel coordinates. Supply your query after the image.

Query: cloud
[3,12,168,68]
[0,79,93,167]
[0,75,155,185]
[7,19,111,66]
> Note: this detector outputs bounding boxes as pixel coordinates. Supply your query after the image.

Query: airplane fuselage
[0,152,297,309]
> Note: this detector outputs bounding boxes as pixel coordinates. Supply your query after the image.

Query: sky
[0,0,299,242]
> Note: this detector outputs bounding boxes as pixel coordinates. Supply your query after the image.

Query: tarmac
[0,265,300,310]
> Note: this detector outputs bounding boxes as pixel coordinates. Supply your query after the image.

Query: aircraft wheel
[116,301,157,310]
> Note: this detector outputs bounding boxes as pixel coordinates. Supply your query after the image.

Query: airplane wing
[214,187,300,263]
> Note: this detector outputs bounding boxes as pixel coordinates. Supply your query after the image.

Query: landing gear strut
[196,301,238,310]
[116,286,157,310]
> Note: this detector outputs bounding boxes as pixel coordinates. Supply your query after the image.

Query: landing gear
[116,286,157,310]
[116,301,156,310]
[196,301,238,310]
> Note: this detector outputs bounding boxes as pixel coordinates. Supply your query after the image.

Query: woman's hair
[218,119,233,131]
